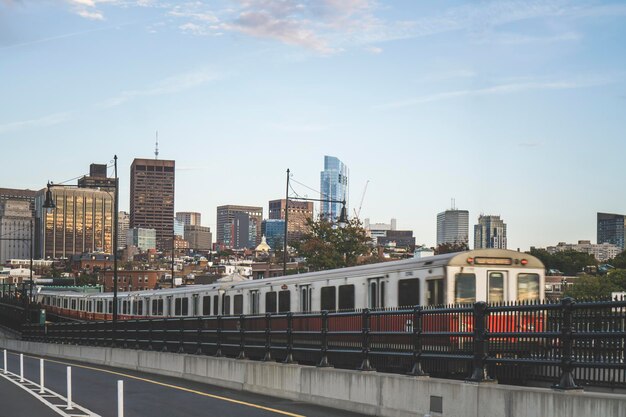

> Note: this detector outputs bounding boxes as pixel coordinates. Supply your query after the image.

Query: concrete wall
[1,337,625,417]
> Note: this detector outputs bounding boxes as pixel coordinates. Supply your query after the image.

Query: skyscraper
[320,155,349,222]
[474,215,507,249]
[129,158,175,249]
[597,212,626,250]
[216,205,263,246]
[0,200,33,263]
[118,211,130,249]
[176,212,201,226]
[436,209,469,246]
[269,199,313,244]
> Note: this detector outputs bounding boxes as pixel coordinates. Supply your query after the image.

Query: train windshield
[517,274,540,301]
[455,273,476,304]
[488,272,505,302]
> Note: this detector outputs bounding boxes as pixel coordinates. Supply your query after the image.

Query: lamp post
[43,156,119,326]
[282,169,348,276]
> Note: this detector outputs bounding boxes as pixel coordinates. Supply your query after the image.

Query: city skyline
[2,1,626,250]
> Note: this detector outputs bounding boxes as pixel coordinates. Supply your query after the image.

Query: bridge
[1,297,625,417]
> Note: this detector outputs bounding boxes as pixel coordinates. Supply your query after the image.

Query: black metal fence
[15,297,626,389]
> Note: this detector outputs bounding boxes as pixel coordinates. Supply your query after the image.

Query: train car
[38,249,545,321]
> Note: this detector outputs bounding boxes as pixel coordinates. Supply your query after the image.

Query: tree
[294,217,373,271]
[528,248,597,276]
[434,240,469,255]
[608,251,626,269]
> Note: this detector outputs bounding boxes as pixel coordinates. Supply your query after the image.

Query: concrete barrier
[1,337,625,417]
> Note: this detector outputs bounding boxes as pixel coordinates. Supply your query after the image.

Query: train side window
[250,291,260,314]
[381,282,386,308]
[79,300,84,311]
[398,279,420,307]
[427,279,444,306]
[152,299,157,315]
[71,299,76,310]
[278,291,290,312]
[213,295,219,315]
[266,291,277,313]
[203,296,211,315]
[223,295,231,315]
[234,295,243,315]
[182,298,189,316]
[158,299,163,315]
[338,285,355,310]
[175,298,182,316]
[369,282,377,308]
[488,272,505,302]
[455,273,476,304]
[517,273,540,301]
[108,301,112,314]
[321,286,336,311]
[137,300,143,315]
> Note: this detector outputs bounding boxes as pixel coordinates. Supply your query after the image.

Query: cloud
[364,45,382,54]
[375,77,613,110]
[66,0,104,20]
[0,111,74,134]
[100,68,221,107]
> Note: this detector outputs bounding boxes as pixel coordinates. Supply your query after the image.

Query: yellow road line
[14,352,305,417]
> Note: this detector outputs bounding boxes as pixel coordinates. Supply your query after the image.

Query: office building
[174,218,185,238]
[0,200,34,263]
[118,211,129,249]
[377,230,415,248]
[364,218,397,245]
[269,199,313,243]
[36,186,114,258]
[222,211,253,249]
[126,228,157,252]
[184,225,212,251]
[77,163,116,190]
[0,188,37,217]
[597,212,626,250]
[436,209,469,246]
[176,212,201,227]
[216,205,263,246]
[261,219,285,250]
[130,158,175,249]
[319,155,349,222]
[474,215,507,249]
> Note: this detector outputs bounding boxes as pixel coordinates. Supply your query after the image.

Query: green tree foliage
[75,273,98,286]
[528,248,597,275]
[564,269,626,299]
[294,217,373,271]
[608,250,626,269]
[434,240,469,255]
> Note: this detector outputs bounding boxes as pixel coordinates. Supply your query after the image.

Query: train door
[426,279,444,306]
[166,296,172,317]
[300,285,312,312]
[368,277,385,309]
[487,271,507,303]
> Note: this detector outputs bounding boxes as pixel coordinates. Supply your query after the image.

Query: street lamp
[282,168,348,276]
[43,156,119,327]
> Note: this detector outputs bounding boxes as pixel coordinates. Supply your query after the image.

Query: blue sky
[1,0,625,250]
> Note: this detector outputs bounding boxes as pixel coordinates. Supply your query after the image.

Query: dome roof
[255,235,271,252]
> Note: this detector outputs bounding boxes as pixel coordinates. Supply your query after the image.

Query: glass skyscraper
[319,155,349,222]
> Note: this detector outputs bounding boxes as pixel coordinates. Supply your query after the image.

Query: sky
[1,0,625,250]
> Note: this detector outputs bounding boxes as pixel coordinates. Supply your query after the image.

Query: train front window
[427,279,444,306]
[455,274,476,304]
[518,273,540,301]
[398,279,420,307]
[488,272,505,302]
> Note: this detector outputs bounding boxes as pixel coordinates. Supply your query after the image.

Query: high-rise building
[436,209,469,246]
[597,212,626,250]
[184,225,212,251]
[216,205,263,246]
[130,158,175,249]
[0,200,34,263]
[261,219,285,250]
[126,228,157,252]
[174,218,185,238]
[77,164,117,190]
[118,211,130,249]
[320,155,349,222]
[474,215,507,249]
[36,186,114,258]
[223,211,252,249]
[0,188,37,217]
[364,218,397,245]
[176,212,201,227]
[269,199,313,244]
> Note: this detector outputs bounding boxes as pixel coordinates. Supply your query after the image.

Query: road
[3,351,368,417]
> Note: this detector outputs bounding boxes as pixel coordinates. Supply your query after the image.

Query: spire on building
[155,131,159,160]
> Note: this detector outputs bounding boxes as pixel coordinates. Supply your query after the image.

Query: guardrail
[15,297,626,390]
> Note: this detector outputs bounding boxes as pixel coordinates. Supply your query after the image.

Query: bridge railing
[18,297,626,389]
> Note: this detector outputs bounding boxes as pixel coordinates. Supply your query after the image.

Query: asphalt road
[3,351,368,417]
[0,374,60,417]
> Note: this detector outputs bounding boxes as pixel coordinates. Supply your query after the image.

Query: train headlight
[520,259,528,266]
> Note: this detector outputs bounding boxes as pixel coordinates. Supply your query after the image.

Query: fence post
[408,305,428,376]
[161,319,168,352]
[467,301,493,382]
[283,312,295,364]
[552,297,580,390]
[178,318,185,353]
[147,319,153,351]
[3,349,7,374]
[195,316,203,355]
[237,314,247,360]
[39,358,45,394]
[317,311,331,367]
[358,308,375,371]
[134,319,140,349]
[19,353,23,382]
[263,313,272,362]
[215,316,223,357]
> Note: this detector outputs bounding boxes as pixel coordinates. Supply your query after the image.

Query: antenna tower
[155,131,159,159]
